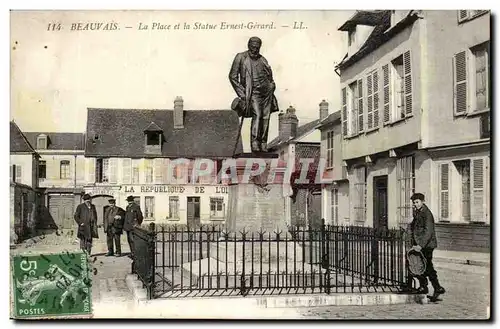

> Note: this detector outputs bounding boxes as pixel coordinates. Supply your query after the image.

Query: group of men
[73,194,143,258]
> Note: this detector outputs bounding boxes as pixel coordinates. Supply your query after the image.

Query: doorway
[187,197,200,227]
[373,175,388,231]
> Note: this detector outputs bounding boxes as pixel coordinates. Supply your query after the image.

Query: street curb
[434,257,490,268]
[125,274,427,315]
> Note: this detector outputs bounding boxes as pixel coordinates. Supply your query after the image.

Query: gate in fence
[132,222,414,299]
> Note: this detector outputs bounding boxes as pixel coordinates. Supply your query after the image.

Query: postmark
[12,251,92,319]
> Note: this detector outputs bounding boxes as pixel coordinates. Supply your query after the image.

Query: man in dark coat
[103,198,125,257]
[229,36,279,152]
[123,195,143,258]
[409,193,446,298]
[74,194,98,255]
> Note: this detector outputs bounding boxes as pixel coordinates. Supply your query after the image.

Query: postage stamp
[11,251,92,319]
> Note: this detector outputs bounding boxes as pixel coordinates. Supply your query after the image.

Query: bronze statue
[229,37,279,153]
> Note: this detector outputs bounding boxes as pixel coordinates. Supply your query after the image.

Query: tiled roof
[338,10,390,31]
[337,11,420,70]
[85,108,243,158]
[317,111,341,129]
[267,119,321,150]
[23,132,85,150]
[10,121,36,153]
[291,143,321,186]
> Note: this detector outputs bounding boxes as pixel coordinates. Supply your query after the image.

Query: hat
[231,97,247,117]
[407,249,427,276]
[108,198,116,203]
[82,193,91,201]
[126,195,134,202]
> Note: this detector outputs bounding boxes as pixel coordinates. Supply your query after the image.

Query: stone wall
[10,182,38,244]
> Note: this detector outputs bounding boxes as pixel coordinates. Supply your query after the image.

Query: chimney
[319,99,329,121]
[279,105,299,140]
[173,96,184,129]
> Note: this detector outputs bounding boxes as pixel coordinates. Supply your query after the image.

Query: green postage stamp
[12,251,92,319]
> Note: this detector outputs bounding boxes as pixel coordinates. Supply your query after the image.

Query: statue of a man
[229,37,279,152]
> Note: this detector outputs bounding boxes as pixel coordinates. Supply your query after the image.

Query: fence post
[131,228,136,275]
[321,219,331,294]
[146,222,156,300]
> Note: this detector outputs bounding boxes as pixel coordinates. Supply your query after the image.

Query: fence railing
[132,223,413,299]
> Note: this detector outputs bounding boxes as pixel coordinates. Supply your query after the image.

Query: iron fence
[132,222,414,299]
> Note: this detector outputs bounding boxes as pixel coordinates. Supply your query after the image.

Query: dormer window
[37,134,47,149]
[348,28,357,47]
[143,121,163,155]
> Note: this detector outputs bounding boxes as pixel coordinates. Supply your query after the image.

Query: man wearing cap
[103,198,125,257]
[123,195,144,258]
[409,193,446,299]
[229,36,279,153]
[74,194,99,255]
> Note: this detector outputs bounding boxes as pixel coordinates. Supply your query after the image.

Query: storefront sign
[121,185,228,194]
[87,187,118,196]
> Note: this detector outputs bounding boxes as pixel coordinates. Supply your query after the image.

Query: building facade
[23,132,86,233]
[10,121,40,243]
[82,97,242,226]
[317,109,350,226]
[336,10,490,251]
[268,104,322,227]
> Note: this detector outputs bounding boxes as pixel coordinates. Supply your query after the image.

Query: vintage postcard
[9,9,490,319]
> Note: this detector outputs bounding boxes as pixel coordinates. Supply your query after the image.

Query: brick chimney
[319,99,329,121]
[173,96,184,129]
[279,105,299,140]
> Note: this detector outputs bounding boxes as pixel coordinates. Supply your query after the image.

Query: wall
[39,153,86,188]
[341,21,423,160]
[321,181,349,225]
[10,182,37,243]
[296,129,321,144]
[424,11,490,147]
[320,121,343,180]
[435,223,489,252]
[10,154,34,186]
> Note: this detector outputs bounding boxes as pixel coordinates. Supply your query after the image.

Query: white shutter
[439,163,450,221]
[341,87,348,137]
[109,158,117,184]
[357,79,364,133]
[373,70,380,128]
[453,50,469,115]
[154,158,163,184]
[383,64,391,123]
[122,158,131,184]
[86,158,95,184]
[163,158,170,184]
[10,165,13,181]
[367,73,373,129]
[15,165,22,183]
[470,158,487,222]
[403,50,413,116]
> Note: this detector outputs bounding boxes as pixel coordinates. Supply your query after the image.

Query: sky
[10,10,352,148]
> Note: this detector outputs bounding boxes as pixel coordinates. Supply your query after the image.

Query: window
[132,159,140,184]
[396,156,415,226]
[146,132,160,146]
[439,157,489,223]
[210,197,225,218]
[145,196,155,219]
[326,131,334,168]
[383,51,412,124]
[331,187,339,225]
[169,196,180,218]
[95,158,110,183]
[454,42,490,115]
[11,164,22,183]
[366,70,380,130]
[37,135,47,149]
[353,166,367,222]
[458,10,488,23]
[60,160,70,179]
[39,160,46,179]
[144,159,154,183]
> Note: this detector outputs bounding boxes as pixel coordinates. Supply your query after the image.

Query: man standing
[229,36,279,153]
[74,194,98,255]
[123,195,143,258]
[103,198,125,257]
[409,193,446,299]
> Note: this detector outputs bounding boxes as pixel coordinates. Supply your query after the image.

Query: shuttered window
[439,163,450,221]
[154,158,163,183]
[453,50,468,115]
[458,10,488,23]
[132,159,141,184]
[341,87,348,137]
[326,131,334,168]
[86,158,95,183]
[403,50,413,115]
[383,64,391,124]
[122,158,131,184]
[397,156,415,226]
[109,158,118,183]
[144,159,154,184]
[353,166,366,222]
[471,158,486,222]
[357,79,364,133]
[367,70,380,130]
[349,81,358,135]
[367,73,373,129]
